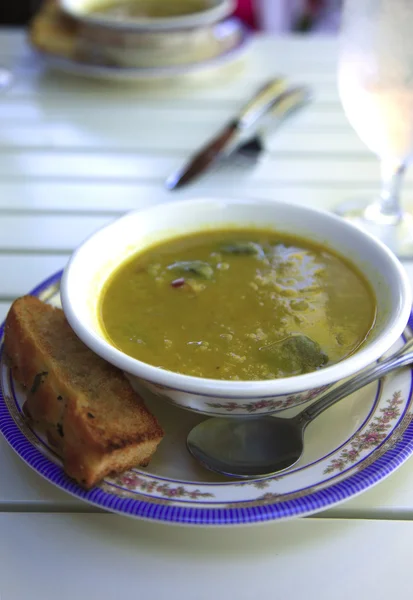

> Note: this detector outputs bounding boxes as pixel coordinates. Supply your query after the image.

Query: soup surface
[99,230,376,380]
[87,0,208,19]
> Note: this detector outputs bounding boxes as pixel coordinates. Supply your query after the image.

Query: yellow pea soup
[86,0,209,19]
[99,229,376,381]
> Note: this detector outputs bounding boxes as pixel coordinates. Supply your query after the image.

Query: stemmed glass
[336,0,413,258]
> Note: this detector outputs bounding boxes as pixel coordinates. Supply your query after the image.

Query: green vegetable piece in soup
[221,241,264,257]
[261,334,328,376]
[166,260,214,280]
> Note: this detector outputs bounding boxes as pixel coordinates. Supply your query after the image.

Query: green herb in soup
[87,0,208,19]
[99,230,376,380]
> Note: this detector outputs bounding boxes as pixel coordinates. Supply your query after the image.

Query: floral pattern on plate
[324,391,405,474]
[109,472,214,500]
[205,386,330,413]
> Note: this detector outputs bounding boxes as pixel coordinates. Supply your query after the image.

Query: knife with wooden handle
[165,78,286,190]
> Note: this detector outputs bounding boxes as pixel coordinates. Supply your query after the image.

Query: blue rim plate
[1,270,413,526]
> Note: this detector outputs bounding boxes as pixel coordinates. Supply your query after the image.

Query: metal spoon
[187,336,413,478]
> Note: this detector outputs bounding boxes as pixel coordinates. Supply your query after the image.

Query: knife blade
[165,78,286,191]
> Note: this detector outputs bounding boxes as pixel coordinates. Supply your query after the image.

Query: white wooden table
[1,30,413,599]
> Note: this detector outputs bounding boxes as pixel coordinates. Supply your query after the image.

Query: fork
[233,85,312,164]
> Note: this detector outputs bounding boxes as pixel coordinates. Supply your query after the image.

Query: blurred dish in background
[29,0,249,79]
[74,14,244,68]
[31,33,249,81]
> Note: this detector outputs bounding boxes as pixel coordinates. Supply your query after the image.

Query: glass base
[335,198,413,259]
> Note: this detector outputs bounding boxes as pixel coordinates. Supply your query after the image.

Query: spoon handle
[296,338,413,426]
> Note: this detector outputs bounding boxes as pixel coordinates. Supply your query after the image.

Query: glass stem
[365,160,406,225]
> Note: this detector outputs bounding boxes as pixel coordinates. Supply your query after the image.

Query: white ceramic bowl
[59,0,235,30]
[61,197,412,416]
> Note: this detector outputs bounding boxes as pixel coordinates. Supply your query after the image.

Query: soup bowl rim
[59,0,236,32]
[61,196,412,400]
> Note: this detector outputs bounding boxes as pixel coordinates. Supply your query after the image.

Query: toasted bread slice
[29,0,78,59]
[4,295,164,489]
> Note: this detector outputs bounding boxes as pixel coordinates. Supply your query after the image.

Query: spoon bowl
[187,415,303,477]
